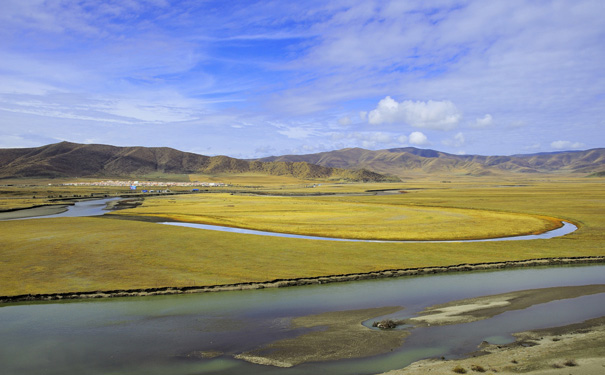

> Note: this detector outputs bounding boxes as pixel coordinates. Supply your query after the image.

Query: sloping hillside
[0,142,393,182]
[258,147,605,176]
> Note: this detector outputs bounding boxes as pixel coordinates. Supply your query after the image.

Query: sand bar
[380,316,605,375]
[0,204,68,220]
[409,284,605,326]
[235,306,407,367]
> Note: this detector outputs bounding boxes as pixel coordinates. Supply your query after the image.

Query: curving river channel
[161,220,578,242]
[2,197,578,242]
[0,199,602,375]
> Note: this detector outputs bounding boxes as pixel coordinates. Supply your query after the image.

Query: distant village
[63,180,227,190]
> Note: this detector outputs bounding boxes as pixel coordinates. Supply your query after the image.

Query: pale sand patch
[233,354,294,368]
[409,284,605,326]
[409,301,510,325]
[379,316,605,375]
[0,205,68,220]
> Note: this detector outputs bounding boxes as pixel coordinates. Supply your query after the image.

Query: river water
[0,197,121,220]
[2,197,578,242]
[161,220,578,242]
[1,265,604,375]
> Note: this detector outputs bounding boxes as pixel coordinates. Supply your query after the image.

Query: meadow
[0,175,604,296]
[109,192,559,241]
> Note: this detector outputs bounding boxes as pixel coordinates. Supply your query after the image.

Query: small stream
[161,220,577,242]
[2,197,578,242]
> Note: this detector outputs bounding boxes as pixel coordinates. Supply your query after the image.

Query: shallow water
[1,197,121,220]
[1,265,603,375]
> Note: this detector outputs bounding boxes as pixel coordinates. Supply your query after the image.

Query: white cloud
[442,132,465,147]
[359,111,368,121]
[409,131,429,146]
[473,114,493,128]
[338,116,351,125]
[524,143,541,151]
[0,91,202,124]
[277,126,316,140]
[397,135,408,144]
[329,131,397,149]
[368,96,461,130]
[550,140,585,150]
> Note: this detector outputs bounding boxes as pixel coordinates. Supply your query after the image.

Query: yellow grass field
[109,193,560,241]
[0,175,604,296]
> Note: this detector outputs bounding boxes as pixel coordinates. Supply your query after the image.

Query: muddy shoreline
[0,203,70,219]
[1,256,603,304]
[381,316,605,375]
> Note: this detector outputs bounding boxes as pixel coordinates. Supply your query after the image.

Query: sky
[0,0,604,158]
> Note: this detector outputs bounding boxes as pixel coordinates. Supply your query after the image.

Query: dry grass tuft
[452,365,467,373]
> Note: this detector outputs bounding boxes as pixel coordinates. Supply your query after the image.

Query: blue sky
[1,0,603,158]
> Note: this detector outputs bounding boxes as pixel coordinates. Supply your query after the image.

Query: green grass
[0,176,603,296]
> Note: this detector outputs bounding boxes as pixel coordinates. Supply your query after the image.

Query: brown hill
[0,142,394,182]
[258,147,605,177]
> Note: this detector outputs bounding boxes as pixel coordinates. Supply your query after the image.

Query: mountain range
[258,147,605,177]
[0,142,603,180]
[0,141,390,181]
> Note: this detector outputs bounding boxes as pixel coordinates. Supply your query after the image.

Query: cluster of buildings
[63,180,226,188]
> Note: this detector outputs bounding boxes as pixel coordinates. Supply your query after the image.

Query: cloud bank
[368,97,461,130]
[551,140,585,150]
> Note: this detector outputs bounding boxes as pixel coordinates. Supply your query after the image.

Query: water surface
[161,220,578,242]
[1,265,603,375]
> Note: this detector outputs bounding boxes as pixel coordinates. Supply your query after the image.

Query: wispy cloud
[551,140,585,150]
[0,0,603,157]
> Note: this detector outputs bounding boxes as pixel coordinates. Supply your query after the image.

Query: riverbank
[0,203,69,220]
[2,256,604,304]
[380,316,605,375]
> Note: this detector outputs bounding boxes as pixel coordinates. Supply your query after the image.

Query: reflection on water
[0,265,603,375]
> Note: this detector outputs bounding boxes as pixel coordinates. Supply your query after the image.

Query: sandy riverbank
[0,204,69,220]
[380,316,605,375]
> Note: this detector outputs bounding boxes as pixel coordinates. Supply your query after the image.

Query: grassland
[0,175,604,296]
[109,193,559,240]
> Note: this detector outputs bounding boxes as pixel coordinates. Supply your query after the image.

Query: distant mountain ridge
[257,147,605,176]
[1,142,603,180]
[0,142,391,182]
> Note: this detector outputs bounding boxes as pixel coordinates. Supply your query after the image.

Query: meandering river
[161,220,578,242]
[1,197,579,242]
[1,197,600,374]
